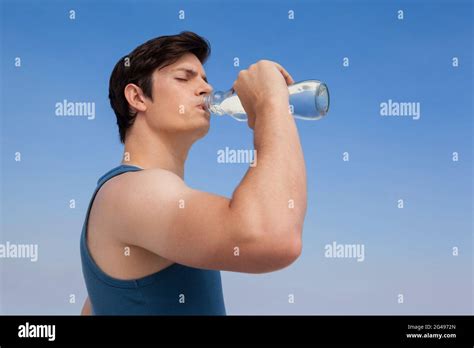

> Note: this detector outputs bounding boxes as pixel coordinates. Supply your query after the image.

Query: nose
[198,81,213,96]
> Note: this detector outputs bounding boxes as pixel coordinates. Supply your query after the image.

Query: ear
[124,83,147,113]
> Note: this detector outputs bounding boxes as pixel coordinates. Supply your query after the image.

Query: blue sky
[1,0,472,314]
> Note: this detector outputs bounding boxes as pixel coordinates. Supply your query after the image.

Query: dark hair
[108,31,211,143]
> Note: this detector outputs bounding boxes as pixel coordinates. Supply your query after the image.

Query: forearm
[231,105,307,241]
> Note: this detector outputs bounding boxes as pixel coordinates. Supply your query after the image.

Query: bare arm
[230,102,307,253]
[230,60,307,250]
[80,297,91,315]
[108,60,306,274]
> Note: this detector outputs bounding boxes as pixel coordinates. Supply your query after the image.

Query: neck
[121,125,193,180]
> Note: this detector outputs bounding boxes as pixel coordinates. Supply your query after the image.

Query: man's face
[144,53,213,140]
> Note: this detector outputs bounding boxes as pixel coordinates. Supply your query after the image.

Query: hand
[232,60,295,129]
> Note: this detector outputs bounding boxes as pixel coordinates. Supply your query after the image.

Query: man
[80,31,307,315]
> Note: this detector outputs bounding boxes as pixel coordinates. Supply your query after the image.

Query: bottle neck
[203,94,211,111]
[203,90,227,114]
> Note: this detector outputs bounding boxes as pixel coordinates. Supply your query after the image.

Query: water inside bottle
[209,80,329,122]
[218,94,247,121]
[289,80,329,120]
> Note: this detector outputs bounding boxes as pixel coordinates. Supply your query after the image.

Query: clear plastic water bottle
[202,79,330,122]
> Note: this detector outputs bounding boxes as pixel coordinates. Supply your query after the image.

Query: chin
[194,121,210,139]
[183,115,210,140]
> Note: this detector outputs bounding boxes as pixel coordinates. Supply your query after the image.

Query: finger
[272,62,295,85]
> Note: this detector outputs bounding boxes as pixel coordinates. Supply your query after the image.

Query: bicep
[113,169,267,273]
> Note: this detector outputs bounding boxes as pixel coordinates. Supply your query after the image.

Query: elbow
[251,227,303,274]
[278,233,303,268]
[268,219,303,262]
[236,210,304,273]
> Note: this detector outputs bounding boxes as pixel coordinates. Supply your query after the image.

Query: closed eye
[175,78,188,81]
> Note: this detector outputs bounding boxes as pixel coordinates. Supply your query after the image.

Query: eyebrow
[173,67,208,83]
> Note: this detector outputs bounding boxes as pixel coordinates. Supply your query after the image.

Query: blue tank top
[80,164,227,315]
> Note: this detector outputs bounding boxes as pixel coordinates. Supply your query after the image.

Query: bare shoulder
[93,168,188,240]
[87,169,177,277]
[103,168,186,200]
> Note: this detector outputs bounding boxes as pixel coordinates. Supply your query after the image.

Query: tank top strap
[96,164,143,188]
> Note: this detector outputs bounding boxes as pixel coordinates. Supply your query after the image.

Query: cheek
[152,79,198,123]
[151,88,178,115]
[156,84,190,113]
[172,87,193,114]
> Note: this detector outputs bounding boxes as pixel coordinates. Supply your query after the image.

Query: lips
[196,104,209,113]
